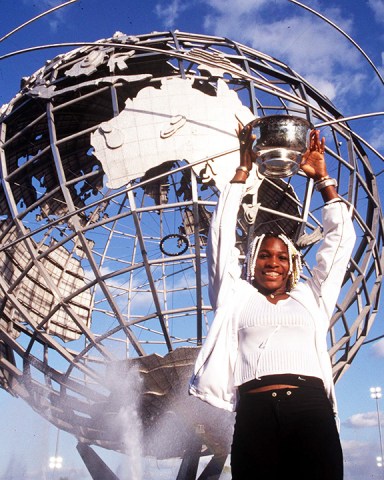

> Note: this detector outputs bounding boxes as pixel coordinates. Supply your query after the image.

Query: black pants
[231,387,343,480]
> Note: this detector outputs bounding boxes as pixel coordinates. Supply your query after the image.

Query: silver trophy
[244,114,313,178]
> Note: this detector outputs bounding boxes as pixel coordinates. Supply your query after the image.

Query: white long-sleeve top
[234,294,324,385]
[189,182,356,414]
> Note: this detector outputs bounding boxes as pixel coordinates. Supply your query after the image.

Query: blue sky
[0,0,384,478]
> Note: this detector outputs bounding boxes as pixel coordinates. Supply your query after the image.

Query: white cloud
[155,0,188,29]
[368,0,384,24]
[371,338,384,357]
[201,1,366,110]
[22,0,70,33]
[343,411,381,428]
[342,439,381,479]
[154,0,377,111]
[203,0,271,15]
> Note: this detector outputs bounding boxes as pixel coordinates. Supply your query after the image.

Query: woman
[189,128,356,479]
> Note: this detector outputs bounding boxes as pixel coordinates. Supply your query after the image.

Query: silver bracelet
[314,177,338,191]
[314,175,330,184]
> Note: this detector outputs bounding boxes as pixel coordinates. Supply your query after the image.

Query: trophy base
[255,148,301,178]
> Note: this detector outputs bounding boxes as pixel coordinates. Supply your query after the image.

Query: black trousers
[231,387,343,480]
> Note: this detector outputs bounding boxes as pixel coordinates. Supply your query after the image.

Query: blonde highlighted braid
[245,233,302,291]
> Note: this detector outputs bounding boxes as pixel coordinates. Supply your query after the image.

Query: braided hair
[245,233,302,292]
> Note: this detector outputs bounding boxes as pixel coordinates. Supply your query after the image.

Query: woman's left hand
[239,124,256,171]
[300,129,328,181]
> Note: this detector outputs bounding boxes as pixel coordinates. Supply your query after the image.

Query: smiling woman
[189,129,357,479]
[246,233,301,300]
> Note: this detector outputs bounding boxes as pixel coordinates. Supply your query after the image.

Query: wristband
[314,175,330,184]
[314,177,338,191]
[236,166,250,177]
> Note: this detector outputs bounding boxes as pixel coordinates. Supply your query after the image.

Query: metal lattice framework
[0,31,383,461]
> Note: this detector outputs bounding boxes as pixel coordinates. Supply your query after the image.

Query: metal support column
[198,454,227,480]
[77,442,120,480]
[176,431,203,480]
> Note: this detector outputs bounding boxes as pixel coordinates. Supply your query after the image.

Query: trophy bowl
[244,114,313,178]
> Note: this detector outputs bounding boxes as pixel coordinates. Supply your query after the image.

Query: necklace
[269,292,289,299]
[253,285,290,299]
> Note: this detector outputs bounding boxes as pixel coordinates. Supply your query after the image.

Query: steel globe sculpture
[0,30,383,476]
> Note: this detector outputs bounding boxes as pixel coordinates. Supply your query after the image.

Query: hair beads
[245,233,302,291]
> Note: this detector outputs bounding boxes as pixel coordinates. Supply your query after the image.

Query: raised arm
[207,183,244,311]
[207,125,259,310]
[300,129,339,203]
[300,130,356,318]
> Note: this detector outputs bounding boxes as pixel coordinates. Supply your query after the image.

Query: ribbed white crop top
[234,292,323,386]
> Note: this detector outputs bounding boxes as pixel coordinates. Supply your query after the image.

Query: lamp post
[370,387,384,470]
[48,456,63,470]
[48,428,63,478]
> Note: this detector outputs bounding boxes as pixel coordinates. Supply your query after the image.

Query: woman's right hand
[230,124,256,183]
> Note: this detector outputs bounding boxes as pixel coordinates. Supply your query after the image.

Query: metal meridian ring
[159,233,189,256]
